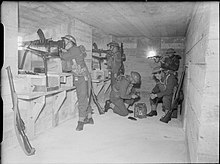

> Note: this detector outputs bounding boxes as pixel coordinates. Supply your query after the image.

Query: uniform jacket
[107,51,122,73]
[60,45,89,77]
[152,72,178,98]
[112,75,133,99]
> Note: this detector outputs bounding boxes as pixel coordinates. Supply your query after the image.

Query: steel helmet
[131,71,141,84]
[107,41,119,47]
[166,48,176,54]
[62,35,77,45]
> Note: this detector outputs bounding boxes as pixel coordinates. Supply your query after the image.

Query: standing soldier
[104,71,141,117]
[60,35,94,131]
[146,66,178,121]
[106,41,124,86]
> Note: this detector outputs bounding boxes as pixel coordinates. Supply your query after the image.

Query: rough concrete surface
[2,93,190,163]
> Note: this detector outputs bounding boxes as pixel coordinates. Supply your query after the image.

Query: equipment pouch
[134,103,147,119]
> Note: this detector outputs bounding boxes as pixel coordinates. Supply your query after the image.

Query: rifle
[90,80,105,115]
[120,43,126,62]
[160,66,186,123]
[147,55,162,63]
[21,29,65,52]
[92,54,107,61]
[92,49,110,55]
[6,66,35,156]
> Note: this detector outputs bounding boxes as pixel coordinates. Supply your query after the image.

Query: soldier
[106,41,124,86]
[60,35,94,131]
[104,71,141,117]
[146,66,178,118]
[160,48,182,77]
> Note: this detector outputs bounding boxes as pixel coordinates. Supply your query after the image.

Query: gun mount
[20,29,65,70]
[19,29,65,88]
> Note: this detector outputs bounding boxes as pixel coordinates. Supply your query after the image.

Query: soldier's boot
[160,110,172,123]
[127,109,133,113]
[146,105,157,117]
[104,100,112,113]
[84,117,94,125]
[125,104,133,113]
[76,121,84,131]
[171,109,178,118]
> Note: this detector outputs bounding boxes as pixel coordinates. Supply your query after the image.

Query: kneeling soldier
[104,71,141,116]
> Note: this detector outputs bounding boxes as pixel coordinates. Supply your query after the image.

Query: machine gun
[19,29,66,88]
[20,28,65,70]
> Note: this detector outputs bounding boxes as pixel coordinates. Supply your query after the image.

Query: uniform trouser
[110,91,134,116]
[110,64,122,87]
[150,95,172,111]
[74,76,93,118]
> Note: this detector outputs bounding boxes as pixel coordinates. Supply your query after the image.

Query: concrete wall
[183,2,219,163]
[2,2,93,150]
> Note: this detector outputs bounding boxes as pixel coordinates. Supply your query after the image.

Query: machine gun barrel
[24,47,60,58]
[92,49,110,54]
[22,39,65,49]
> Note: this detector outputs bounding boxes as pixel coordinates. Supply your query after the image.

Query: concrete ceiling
[18,2,196,38]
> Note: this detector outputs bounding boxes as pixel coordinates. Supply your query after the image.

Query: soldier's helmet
[107,41,120,47]
[131,71,141,84]
[62,35,77,46]
[166,48,176,54]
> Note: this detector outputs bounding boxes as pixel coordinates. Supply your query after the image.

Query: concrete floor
[2,93,190,164]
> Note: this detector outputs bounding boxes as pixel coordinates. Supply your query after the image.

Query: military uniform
[60,45,93,119]
[150,71,178,113]
[110,75,135,116]
[106,42,124,86]
[110,50,123,85]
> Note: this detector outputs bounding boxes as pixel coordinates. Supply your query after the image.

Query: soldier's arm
[157,75,178,98]
[151,84,160,94]
[60,48,74,60]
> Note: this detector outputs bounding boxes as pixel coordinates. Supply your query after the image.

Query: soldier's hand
[150,93,157,99]
[131,94,138,99]
[61,48,67,53]
[154,57,160,63]
[135,91,140,97]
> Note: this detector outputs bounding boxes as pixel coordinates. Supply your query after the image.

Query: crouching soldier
[104,71,141,117]
[147,66,178,119]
